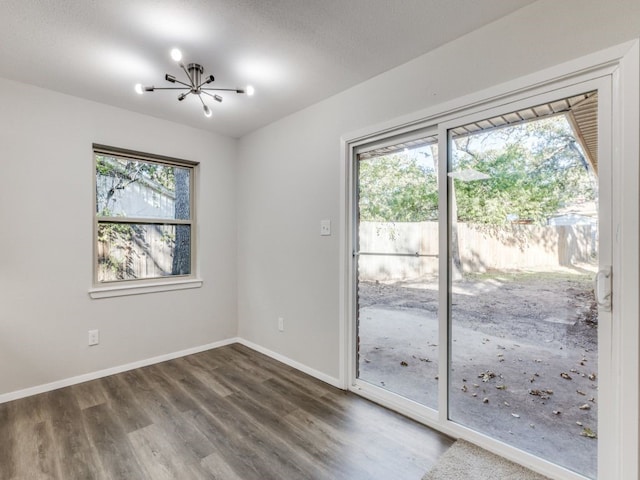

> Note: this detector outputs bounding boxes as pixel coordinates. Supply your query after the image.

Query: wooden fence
[358,221,596,281]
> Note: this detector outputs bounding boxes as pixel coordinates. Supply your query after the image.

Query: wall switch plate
[278,317,284,332]
[320,219,331,236]
[88,329,99,346]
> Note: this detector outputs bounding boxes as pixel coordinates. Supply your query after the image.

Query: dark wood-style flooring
[0,343,453,479]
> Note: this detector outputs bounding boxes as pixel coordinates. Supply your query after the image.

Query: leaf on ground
[580,427,597,438]
[579,403,591,410]
[496,385,507,390]
[511,413,520,418]
[588,373,597,381]
[576,390,586,396]
[560,372,572,380]
[529,389,552,399]
[479,371,496,382]
[552,410,561,415]
[482,397,489,403]
[400,361,408,367]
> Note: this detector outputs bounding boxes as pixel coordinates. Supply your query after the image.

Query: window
[93,145,196,286]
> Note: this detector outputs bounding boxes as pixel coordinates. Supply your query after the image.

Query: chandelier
[135,48,254,118]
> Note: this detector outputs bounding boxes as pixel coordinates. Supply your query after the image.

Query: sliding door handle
[595,266,612,312]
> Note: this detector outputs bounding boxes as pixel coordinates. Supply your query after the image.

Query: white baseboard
[0,337,238,404]
[0,336,343,404]
[236,338,342,389]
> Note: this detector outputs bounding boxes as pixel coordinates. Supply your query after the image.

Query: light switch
[320,219,331,236]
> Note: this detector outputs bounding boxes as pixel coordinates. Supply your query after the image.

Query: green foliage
[453,117,595,225]
[359,154,438,222]
[358,116,596,225]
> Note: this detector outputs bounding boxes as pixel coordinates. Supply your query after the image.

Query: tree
[358,116,595,226]
[452,116,595,225]
[358,151,438,222]
[171,167,191,275]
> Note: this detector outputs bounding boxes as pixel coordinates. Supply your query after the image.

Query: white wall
[0,78,238,396]
[236,0,640,380]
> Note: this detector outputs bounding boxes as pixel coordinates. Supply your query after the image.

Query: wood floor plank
[200,345,274,383]
[159,363,316,479]
[45,388,102,479]
[6,395,60,480]
[212,364,299,416]
[140,363,199,413]
[128,423,211,480]
[98,374,152,434]
[181,408,268,480]
[174,355,235,397]
[1,344,453,479]
[70,380,107,411]
[200,451,246,480]
[281,407,394,480]
[82,403,147,480]
[0,403,16,480]
[120,368,216,461]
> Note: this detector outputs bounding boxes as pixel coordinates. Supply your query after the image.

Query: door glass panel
[356,136,440,409]
[448,93,598,478]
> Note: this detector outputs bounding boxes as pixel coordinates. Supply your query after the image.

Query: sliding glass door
[350,84,611,479]
[446,92,601,478]
[355,132,440,410]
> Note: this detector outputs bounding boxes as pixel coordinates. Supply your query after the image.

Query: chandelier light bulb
[170,48,182,62]
[246,85,255,96]
[203,104,212,117]
[134,83,144,95]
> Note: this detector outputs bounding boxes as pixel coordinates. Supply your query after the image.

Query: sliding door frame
[339,40,639,480]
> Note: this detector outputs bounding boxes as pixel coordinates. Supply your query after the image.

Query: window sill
[88,278,203,299]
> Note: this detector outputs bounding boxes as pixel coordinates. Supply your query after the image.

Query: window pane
[96,155,190,220]
[97,223,191,282]
[447,107,598,478]
[356,138,440,410]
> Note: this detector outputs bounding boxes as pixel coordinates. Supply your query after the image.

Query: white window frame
[340,40,639,480]
[89,144,202,299]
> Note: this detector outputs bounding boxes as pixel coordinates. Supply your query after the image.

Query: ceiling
[0,0,537,138]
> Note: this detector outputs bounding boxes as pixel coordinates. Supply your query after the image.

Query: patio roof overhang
[359,91,598,174]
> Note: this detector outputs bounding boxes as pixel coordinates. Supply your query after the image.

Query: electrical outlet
[278,317,284,332]
[88,329,99,346]
[320,219,331,236]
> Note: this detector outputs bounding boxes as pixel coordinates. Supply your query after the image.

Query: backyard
[358,270,598,477]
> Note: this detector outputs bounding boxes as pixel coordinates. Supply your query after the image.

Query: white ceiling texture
[0,0,536,138]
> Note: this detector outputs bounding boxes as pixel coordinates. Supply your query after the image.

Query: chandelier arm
[200,91,218,99]
[180,64,195,87]
[196,94,208,107]
[170,79,192,88]
[201,87,243,93]
[147,87,191,91]
[195,76,215,90]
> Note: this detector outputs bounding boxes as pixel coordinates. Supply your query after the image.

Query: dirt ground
[357,271,598,478]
